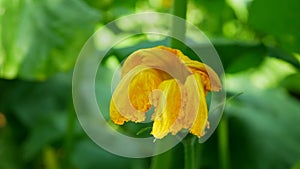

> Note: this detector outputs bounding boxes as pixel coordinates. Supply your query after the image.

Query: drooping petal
[150,79,185,139]
[187,73,209,137]
[181,74,201,130]
[185,60,222,92]
[128,68,168,113]
[110,46,221,140]
[110,65,167,123]
[156,46,191,62]
[110,99,128,125]
[122,46,191,83]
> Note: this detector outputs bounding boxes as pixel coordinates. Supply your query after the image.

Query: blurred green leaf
[71,138,148,169]
[0,127,23,169]
[291,160,300,169]
[0,0,100,80]
[280,73,300,96]
[0,73,72,128]
[186,41,267,73]
[23,112,67,161]
[226,83,300,169]
[249,0,300,54]
[191,0,235,35]
[268,47,300,69]
[0,72,79,162]
[136,126,152,136]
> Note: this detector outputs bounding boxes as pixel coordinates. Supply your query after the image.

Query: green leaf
[22,112,67,161]
[0,0,100,80]
[191,0,235,35]
[0,127,23,169]
[226,81,300,169]
[136,127,152,136]
[0,72,78,161]
[280,72,300,95]
[71,138,147,169]
[291,160,300,169]
[249,0,300,54]
[190,41,267,73]
[268,47,300,69]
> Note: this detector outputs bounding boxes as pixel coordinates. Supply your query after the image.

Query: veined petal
[156,46,191,62]
[187,73,209,137]
[185,60,222,92]
[150,79,185,139]
[129,68,167,113]
[110,100,128,125]
[181,75,201,129]
[110,66,166,123]
[122,46,191,83]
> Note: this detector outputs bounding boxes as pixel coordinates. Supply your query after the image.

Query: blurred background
[0,0,300,169]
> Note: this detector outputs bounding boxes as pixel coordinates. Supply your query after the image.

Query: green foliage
[249,0,300,54]
[227,77,300,169]
[0,0,99,80]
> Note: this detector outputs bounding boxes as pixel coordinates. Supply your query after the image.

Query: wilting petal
[110,46,221,139]
[156,46,191,62]
[150,79,185,139]
[122,46,191,83]
[129,68,168,112]
[188,73,209,137]
[110,100,128,125]
[110,66,166,123]
[185,60,222,92]
[181,75,201,130]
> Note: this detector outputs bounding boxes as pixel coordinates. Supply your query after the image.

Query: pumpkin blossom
[110,46,221,139]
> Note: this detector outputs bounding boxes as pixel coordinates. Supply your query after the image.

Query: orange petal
[150,79,185,139]
[187,74,209,137]
[185,60,222,92]
[181,75,201,130]
[122,46,191,83]
[128,68,167,113]
[156,46,191,62]
[110,66,166,123]
[110,100,128,125]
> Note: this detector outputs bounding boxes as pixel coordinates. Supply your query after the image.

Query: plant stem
[63,101,76,169]
[170,0,188,49]
[150,148,173,169]
[150,0,189,168]
[183,134,196,169]
[218,117,230,169]
[170,1,197,169]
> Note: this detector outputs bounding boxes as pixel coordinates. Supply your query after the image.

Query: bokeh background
[0,0,300,169]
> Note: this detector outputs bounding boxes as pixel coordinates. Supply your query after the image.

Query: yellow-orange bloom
[110,46,221,139]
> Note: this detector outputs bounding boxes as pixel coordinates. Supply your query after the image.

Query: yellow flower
[110,46,221,139]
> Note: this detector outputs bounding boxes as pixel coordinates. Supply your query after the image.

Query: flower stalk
[183,134,196,169]
[170,0,188,49]
[171,1,197,169]
[218,117,230,169]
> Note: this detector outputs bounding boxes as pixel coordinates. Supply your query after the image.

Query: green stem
[63,101,76,169]
[150,148,173,169]
[151,0,189,168]
[170,0,188,49]
[183,134,196,169]
[218,117,230,169]
[170,1,195,169]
